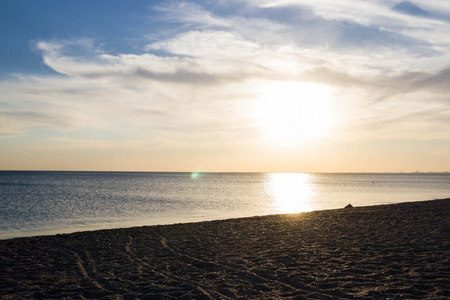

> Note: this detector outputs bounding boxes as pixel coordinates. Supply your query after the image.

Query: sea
[0,171,449,239]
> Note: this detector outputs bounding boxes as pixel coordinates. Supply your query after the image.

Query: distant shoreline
[1,170,449,174]
[1,199,449,298]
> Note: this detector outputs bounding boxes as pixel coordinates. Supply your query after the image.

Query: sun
[255,81,334,146]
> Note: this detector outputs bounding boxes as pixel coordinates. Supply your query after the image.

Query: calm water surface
[1,171,449,239]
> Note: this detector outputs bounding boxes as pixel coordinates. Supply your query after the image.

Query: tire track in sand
[156,233,299,293]
[124,234,230,299]
[70,249,107,292]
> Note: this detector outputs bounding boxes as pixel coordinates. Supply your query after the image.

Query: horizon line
[1,170,449,174]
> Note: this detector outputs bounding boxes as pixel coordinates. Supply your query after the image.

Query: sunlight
[267,173,315,214]
[255,81,334,146]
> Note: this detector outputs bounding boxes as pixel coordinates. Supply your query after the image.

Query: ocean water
[0,171,449,239]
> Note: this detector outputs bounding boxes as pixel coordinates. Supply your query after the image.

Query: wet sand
[1,199,449,299]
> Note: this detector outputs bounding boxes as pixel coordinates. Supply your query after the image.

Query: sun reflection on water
[267,173,315,214]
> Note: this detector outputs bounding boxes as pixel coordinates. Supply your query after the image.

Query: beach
[0,199,448,299]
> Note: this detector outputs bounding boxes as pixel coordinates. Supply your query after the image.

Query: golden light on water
[267,173,315,214]
[255,81,335,146]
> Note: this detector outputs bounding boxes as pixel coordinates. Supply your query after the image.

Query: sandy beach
[1,199,449,299]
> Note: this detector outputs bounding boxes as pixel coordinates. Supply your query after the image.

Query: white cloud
[409,0,450,15]
[147,30,259,58]
[154,1,231,28]
[2,0,450,153]
[250,0,450,48]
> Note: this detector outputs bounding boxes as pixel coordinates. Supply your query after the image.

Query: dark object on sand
[345,204,353,208]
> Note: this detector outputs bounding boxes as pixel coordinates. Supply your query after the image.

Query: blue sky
[1,0,450,172]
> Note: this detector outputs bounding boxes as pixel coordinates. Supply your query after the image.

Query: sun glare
[267,173,314,213]
[255,81,334,146]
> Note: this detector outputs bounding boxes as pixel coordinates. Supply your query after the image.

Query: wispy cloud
[154,1,231,28]
[252,0,450,52]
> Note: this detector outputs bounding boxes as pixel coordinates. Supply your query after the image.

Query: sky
[1,0,450,173]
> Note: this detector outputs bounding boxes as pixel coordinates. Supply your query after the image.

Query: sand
[0,199,449,299]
